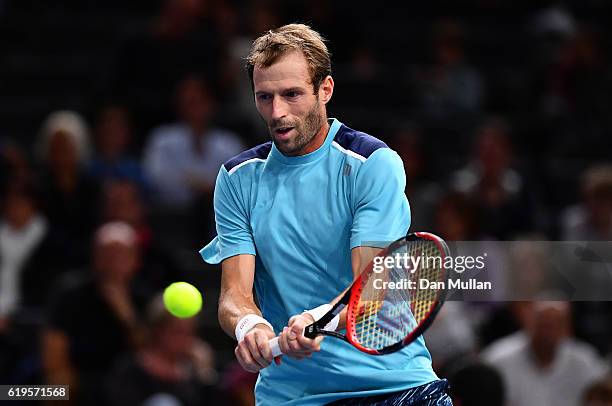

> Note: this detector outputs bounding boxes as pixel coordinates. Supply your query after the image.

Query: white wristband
[304,304,339,331]
[235,314,274,342]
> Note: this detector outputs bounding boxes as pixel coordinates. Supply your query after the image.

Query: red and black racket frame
[304,232,451,355]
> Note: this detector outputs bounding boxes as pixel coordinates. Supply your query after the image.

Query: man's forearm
[219,254,262,339]
[218,290,263,339]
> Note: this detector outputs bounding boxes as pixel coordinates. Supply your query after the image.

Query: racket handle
[269,336,283,357]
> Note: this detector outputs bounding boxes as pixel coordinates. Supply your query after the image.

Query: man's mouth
[275,126,294,135]
[274,126,295,140]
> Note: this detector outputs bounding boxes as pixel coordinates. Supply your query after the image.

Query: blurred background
[1,0,611,405]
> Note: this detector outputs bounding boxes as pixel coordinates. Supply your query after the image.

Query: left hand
[277,313,324,361]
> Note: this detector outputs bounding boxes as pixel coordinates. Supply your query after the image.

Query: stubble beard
[268,99,325,156]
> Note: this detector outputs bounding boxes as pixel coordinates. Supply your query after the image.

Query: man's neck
[188,122,208,151]
[530,345,557,370]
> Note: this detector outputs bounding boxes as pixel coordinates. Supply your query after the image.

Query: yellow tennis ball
[163,282,202,318]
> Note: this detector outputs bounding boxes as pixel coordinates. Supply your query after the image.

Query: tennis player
[200,24,452,405]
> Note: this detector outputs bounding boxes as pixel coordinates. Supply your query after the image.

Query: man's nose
[271,96,288,120]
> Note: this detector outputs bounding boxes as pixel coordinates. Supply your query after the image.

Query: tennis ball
[163,282,202,318]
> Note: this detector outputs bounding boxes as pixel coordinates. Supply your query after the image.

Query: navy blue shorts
[326,379,453,406]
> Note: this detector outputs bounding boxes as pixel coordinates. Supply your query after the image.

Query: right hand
[235,324,277,372]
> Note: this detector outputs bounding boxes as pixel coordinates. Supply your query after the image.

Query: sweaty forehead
[253,51,312,92]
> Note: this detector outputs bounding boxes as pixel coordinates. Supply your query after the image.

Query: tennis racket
[269,231,450,356]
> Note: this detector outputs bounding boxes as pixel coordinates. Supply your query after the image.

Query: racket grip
[269,337,283,357]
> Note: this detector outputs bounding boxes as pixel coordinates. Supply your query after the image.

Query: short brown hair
[246,23,332,93]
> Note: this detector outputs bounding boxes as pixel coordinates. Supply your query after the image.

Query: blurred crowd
[1,0,612,405]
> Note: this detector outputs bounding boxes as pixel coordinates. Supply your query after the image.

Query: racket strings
[353,240,444,351]
[409,240,441,320]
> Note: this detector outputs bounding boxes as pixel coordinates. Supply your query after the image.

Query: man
[144,75,243,209]
[106,295,219,405]
[201,24,450,405]
[43,222,146,405]
[482,301,607,406]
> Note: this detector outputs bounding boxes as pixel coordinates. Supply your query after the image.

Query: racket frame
[305,232,451,355]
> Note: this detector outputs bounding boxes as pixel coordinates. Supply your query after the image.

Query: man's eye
[286,91,300,98]
[258,94,271,101]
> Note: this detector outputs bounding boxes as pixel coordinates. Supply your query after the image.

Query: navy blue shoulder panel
[223,141,272,172]
[333,124,388,159]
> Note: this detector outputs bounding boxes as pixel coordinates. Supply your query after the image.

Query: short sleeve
[350,148,411,249]
[200,166,256,264]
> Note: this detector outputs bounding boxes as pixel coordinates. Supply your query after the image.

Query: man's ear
[319,75,334,105]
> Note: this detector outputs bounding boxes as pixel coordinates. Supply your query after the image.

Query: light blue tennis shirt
[200,118,438,405]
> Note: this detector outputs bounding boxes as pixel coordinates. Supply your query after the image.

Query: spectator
[416,19,484,122]
[42,222,147,405]
[506,237,555,300]
[482,300,608,406]
[478,301,533,354]
[101,179,181,297]
[106,295,218,406]
[424,301,478,374]
[528,7,610,119]
[0,183,58,317]
[143,76,243,209]
[35,110,99,268]
[451,117,538,239]
[426,192,506,369]
[0,183,54,386]
[560,166,612,355]
[88,104,148,191]
[562,165,612,241]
